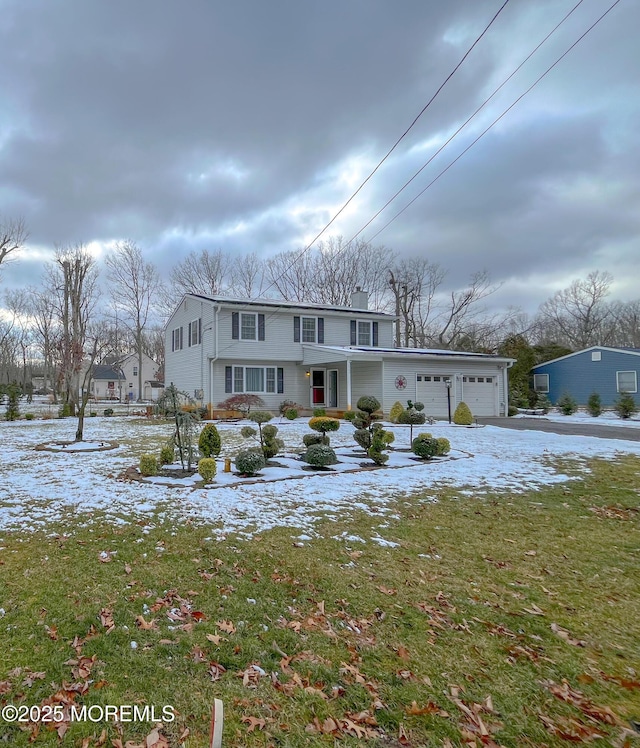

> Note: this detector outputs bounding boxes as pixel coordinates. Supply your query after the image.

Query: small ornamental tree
[351,395,382,451]
[199,423,222,457]
[587,392,602,417]
[614,392,638,420]
[157,384,201,470]
[535,393,552,414]
[398,401,426,443]
[4,381,21,421]
[308,416,340,445]
[453,401,473,425]
[218,394,265,416]
[557,392,578,416]
[368,423,394,465]
[303,443,338,469]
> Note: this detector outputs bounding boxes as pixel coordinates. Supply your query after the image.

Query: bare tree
[536,270,614,348]
[105,241,162,401]
[28,288,58,397]
[0,216,27,273]
[609,299,640,348]
[229,251,268,298]
[168,249,232,305]
[75,321,112,441]
[47,244,100,417]
[388,258,445,347]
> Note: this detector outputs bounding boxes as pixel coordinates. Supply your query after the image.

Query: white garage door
[461,375,497,416]
[416,374,452,418]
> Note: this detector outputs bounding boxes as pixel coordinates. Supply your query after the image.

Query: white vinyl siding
[533,373,549,393]
[617,370,637,393]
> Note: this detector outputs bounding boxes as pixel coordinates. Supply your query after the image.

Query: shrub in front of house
[90,411,97,417]
[159,444,175,465]
[308,416,340,445]
[534,394,551,414]
[303,443,338,468]
[350,395,382,450]
[412,433,439,460]
[557,392,578,416]
[435,437,451,456]
[285,408,298,420]
[279,400,299,417]
[218,394,265,415]
[313,407,326,417]
[103,408,114,417]
[303,433,324,448]
[587,392,602,417]
[453,401,473,425]
[241,425,257,438]
[398,404,427,442]
[343,410,357,422]
[389,401,405,424]
[261,423,284,459]
[199,423,222,457]
[235,449,266,476]
[24,413,35,420]
[508,405,519,416]
[198,457,217,483]
[139,454,158,476]
[614,392,638,420]
[59,403,72,418]
[368,424,394,465]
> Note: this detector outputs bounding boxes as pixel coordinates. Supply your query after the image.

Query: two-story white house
[164,290,514,418]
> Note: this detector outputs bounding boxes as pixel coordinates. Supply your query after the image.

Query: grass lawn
[0,455,639,747]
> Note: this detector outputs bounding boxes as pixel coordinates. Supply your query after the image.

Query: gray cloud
[0,0,638,315]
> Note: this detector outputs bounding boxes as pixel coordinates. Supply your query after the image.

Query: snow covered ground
[1,411,639,538]
[516,408,640,429]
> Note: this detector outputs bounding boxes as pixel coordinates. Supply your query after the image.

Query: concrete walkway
[476,417,640,442]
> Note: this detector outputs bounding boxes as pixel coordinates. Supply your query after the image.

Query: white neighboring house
[164,291,514,418]
[90,352,163,402]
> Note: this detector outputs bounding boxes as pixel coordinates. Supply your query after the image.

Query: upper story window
[133,366,138,377]
[294,316,324,344]
[171,326,183,352]
[232,312,265,341]
[617,371,637,393]
[533,373,549,392]
[350,319,379,347]
[188,318,202,346]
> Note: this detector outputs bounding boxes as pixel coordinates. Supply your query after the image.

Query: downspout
[346,356,352,411]
[208,304,221,415]
[502,360,514,416]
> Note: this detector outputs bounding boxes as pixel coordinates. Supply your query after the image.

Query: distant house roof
[532,345,640,369]
[92,365,123,380]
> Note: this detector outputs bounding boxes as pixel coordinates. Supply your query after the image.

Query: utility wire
[363,0,623,244]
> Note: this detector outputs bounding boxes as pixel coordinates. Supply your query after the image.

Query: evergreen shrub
[557,392,578,415]
[198,457,217,483]
[285,408,298,420]
[614,392,638,420]
[139,454,158,476]
[235,450,266,476]
[453,401,473,425]
[587,392,602,417]
[199,423,222,457]
[159,445,175,465]
[412,434,439,460]
[389,401,404,424]
[303,444,338,468]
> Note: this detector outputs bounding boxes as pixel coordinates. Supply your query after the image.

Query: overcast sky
[1,0,638,314]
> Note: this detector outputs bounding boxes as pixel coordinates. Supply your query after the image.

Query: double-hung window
[294,316,324,344]
[533,373,549,393]
[350,319,379,346]
[231,312,265,341]
[225,366,284,394]
[188,318,201,346]
[302,317,317,343]
[171,327,183,351]
[617,371,637,393]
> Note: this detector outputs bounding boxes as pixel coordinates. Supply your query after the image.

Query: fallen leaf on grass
[99,608,115,633]
[524,550,537,557]
[377,585,397,595]
[542,679,622,725]
[523,603,545,616]
[206,633,226,645]
[242,715,266,732]
[551,622,586,647]
[135,615,158,631]
[405,700,449,717]
[124,563,132,574]
[208,662,227,681]
[539,712,604,741]
[216,620,236,634]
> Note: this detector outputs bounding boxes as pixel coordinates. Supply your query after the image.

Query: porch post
[346,357,352,411]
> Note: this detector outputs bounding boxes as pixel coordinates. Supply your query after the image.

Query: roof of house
[182,293,394,317]
[92,365,124,380]
[303,344,514,364]
[532,345,640,369]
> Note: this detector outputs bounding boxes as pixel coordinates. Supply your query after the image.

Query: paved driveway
[477,417,640,442]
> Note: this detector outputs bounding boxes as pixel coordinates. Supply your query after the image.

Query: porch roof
[302,344,514,366]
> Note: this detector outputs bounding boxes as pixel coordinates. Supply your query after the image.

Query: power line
[364,0,623,244]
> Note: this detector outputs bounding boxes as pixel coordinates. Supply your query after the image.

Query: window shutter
[171,330,175,352]
[317,317,324,344]
[225,366,232,393]
[198,318,202,344]
[179,326,183,350]
[258,314,265,341]
[231,312,239,340]
[293,316,300,342]
[187,321,192,347]
[372,321,379,347]
[350,320,357,345]
[277,367,284,394]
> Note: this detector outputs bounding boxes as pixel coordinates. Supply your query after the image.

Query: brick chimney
[350,287,369,310]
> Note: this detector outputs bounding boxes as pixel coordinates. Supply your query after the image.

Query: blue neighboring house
[531,346,640,407]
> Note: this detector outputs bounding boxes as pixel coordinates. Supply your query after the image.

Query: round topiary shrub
[249,411,274,425]
[354,428,371,451]
[356,395,380,414]
[235,449,266,476]
[435,437,451,456]
[453,401,473,425]
[159,444,175,465]
[303,444,338,468]
[303,433,324,448]
[413,401,425,412]
[103,408,114,417]
[90,411,97,417]
[139,454,158,476]
[389,401,404,424]
[199,423,222,457]
[241,425,257,438]
[412,434,439,460]
[24,413,35,420]
[285,408,298,420]
[313,407,326,417]
[343,410,357,422]
[198,457,217,483]
[308,416,340,444]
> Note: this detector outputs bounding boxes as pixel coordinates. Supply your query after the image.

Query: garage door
[461,375,497,416]
[416,374,452,418]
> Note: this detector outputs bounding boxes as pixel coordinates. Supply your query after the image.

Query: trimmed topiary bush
[557,392,578,416]
[368,424,394,465]
[398,406,427,442]
[198,457,217,483]
[303,433,325,448]
[308,416,340,445]
[587,392,602,417]
[139,454,158,476]
[354,428,371,451]
[313,407,326,417]
[303,443,338,468]
[435,437,451,456]
[356,395,381,414]
[343,410,357,422]
[199,423,222,457]
[453,401,473,425]
[159,444,175,465]
[614,392,638,420]
[24,413,35,421]
[103,407,114,417]
[389,401,405,424]
[241,425,257,438]
[90,411,97,417]
[285,408,298,420]
[412,434,439,460]
[235,449,266,476]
